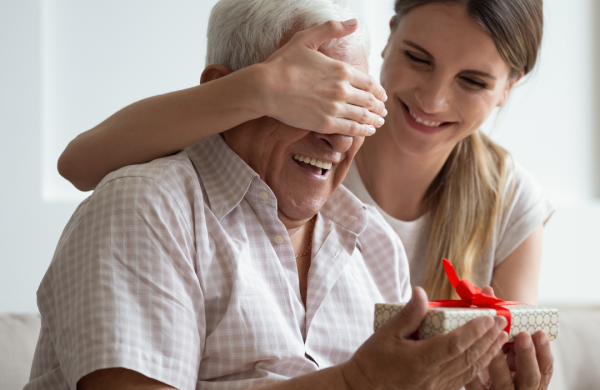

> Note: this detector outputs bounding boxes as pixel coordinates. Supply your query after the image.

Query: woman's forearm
[58,65,266,191]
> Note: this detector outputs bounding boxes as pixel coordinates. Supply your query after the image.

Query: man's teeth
[408,107,443,127]
[293,154,333,170]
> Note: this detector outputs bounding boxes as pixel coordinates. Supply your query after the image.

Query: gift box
[374,259,559,343]
[374,303,559,342]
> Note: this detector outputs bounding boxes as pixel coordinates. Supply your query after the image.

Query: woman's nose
[414,76,451,114]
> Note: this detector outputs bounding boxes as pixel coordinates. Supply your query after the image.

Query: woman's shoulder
[493,154,555,264]
[503,155,550,211]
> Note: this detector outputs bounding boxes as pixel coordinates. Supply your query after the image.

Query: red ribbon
[427,259,521,337]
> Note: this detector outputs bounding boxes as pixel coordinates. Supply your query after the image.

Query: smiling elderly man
[26,1,508,390]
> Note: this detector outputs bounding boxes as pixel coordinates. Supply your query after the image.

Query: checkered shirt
[26,134,411,390]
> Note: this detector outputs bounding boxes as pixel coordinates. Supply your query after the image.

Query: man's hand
[259,19,387,137]
[341,287,509,390]
[465,330,553,390]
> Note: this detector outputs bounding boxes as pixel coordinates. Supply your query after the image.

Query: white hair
[206,0,370,71]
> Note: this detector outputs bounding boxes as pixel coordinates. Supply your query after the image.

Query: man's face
[224,45,369,224]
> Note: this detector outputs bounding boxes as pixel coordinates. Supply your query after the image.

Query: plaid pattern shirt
[26,135,411,390]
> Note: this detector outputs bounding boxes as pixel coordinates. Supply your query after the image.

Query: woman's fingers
[337,103,384,129]
[513,332,542,390]
[346,87,387,118]
[293,19,359,51]
[328,118,376,137]
[347,67,387,106]
[533,331,554,389]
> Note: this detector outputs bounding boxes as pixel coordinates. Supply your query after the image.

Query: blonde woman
[60,0,551,354]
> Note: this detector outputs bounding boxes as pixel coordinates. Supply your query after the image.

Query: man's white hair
[206,0,369,71]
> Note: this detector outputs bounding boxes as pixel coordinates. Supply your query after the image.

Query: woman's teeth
[293,154,333,170]
[408,107,443,127]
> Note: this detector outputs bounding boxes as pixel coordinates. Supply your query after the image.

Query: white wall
[1,0,598,312]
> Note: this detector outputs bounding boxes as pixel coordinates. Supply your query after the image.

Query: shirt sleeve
[37,176,204,390]
[494,160,555,266]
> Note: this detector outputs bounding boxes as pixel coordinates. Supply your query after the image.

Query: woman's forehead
[396,2,510,76]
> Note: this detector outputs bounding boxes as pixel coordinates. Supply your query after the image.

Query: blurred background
[1,0,599,312]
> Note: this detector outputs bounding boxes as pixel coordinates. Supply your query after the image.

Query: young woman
[60,0,551,305]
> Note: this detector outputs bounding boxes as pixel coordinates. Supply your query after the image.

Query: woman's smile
[399,98,455,135]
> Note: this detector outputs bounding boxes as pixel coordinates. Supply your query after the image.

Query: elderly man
[26,1,508,389]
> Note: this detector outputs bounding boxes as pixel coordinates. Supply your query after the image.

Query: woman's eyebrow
[462,70,497,80]
[403,40,433,58]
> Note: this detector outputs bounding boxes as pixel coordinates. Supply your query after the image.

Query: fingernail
[501,331,509,344]
[369,126,376,135]
[342,18,358,26]
[378,117,385,127]
[383,93,388,102]
[495,316,507,330]
[382,108,388,117]
[522,335,533,348]
[540,334,548,345]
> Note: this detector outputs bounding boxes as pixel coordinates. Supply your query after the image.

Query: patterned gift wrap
[374,303,559,342]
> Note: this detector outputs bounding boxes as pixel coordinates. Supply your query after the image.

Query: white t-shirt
[342,157,555,288]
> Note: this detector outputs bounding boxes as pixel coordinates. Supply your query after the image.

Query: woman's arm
[59,20,387,191]
[490,224,544,305]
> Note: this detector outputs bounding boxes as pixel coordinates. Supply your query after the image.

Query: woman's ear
[497,71,524,107]
[381,16,397,59]
[200,64,232,84]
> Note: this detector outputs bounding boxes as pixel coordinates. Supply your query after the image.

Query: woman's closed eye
[404,50,430,65]
[460,77,487,89]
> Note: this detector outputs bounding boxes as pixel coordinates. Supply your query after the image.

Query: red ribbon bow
[428,259,521,337]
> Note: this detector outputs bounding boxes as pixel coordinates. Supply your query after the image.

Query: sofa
[2,311,599,390]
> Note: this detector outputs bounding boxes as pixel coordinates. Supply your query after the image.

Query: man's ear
[497,71,524,107]
[200,64,232,84]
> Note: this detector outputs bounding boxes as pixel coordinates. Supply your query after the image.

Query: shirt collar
[186,134,368,235]
[186,134,259,221]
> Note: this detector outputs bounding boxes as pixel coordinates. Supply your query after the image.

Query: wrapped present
[374,259,559,344]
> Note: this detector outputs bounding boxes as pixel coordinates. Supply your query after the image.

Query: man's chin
[277,197,328,225]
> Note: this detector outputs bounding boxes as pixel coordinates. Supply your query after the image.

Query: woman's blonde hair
[393,0,544,299]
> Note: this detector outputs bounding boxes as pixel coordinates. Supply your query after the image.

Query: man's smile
[292,154,334,177]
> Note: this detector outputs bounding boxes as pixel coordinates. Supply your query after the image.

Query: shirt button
[274,235,284,244]
[260,191,270,200]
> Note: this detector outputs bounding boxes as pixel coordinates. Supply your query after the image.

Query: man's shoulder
[89,151,203,219]
[97,151,198,190]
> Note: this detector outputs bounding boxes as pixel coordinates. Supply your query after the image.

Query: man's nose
[313,133,354,154]
[415,74,452,114]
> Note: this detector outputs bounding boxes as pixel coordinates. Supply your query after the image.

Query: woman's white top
[342,158,555,288]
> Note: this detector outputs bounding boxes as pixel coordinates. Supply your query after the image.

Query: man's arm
[78,368,175,390]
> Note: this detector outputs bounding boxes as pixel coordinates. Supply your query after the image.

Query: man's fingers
[513,332,541,390]
[488,350,515,390]
[436,317,507,380]
[294,19,358,51]
[464,377,487,390]
[380,287,429,339]
[422,315,500,368]
[449,331,509,389]
[533,331,553,389]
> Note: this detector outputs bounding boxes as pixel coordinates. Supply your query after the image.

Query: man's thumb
[297,19,359,50]
[386,287,429,339]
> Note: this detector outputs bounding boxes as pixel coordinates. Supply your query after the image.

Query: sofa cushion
[0,314,41,390]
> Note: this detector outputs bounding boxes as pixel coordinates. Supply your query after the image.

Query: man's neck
[356,128,452,221]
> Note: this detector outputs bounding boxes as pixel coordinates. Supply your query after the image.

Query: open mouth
[292,154,332,176]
